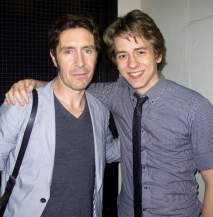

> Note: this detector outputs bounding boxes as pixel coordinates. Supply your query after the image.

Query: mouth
[72,73,88,79]
[72,67,90,74]
[129,70,144,78]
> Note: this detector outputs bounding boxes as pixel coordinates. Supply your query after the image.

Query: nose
[74,52,85,67]
[128,54,139,69]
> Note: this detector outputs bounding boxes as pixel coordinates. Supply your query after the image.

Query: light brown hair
[103,9,166,68]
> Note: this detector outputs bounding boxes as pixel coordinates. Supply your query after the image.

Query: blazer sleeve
[0,99,31,170]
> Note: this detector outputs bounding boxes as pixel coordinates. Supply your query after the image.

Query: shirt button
[40,198,46,203]
[143,208,146,212]
[144,186,148,190]
[142,166,145,170]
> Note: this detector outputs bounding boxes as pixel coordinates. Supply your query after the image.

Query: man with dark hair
[0,14,120,217]
[5,10,213,216]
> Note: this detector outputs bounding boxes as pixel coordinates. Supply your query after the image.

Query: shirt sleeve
[105,127,120,163]
[191,96,213,171]
[87,81,118,110]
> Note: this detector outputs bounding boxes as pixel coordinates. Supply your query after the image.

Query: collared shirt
[88,73,213,217]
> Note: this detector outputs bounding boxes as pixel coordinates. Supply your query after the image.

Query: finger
[6,86,23,105]
[16,79,35,103]
[5,90,15,105]
[13,82,29,104]
[25,79,37,93]
[12,83,27,105]
[7,86,17,105]
[19,88,30,104]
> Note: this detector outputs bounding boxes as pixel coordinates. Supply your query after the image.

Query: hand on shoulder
[5,79,38,106]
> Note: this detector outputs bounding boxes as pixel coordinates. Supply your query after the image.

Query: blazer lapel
[86,92,104,192]
[37,81,56,184]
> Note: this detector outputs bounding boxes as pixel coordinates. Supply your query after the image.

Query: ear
[50,51,57,67]
[156,54,162,63]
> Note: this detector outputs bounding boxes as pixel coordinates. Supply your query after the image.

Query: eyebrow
[59,45,95,52]
[115,46,148,55]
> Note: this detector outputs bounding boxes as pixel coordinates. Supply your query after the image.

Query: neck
[53,77,86,118]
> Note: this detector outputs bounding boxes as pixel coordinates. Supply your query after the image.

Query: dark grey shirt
[88,73,213,217]
[41,95,95,217]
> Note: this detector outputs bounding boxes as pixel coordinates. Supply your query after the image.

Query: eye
[138,51,145,55]
[65,49,72,54]
[118,54,126,59]
[84,49,92,54]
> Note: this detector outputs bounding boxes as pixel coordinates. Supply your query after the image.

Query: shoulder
[0,96,33,136]
[36,80,54,95]
[166,79,209,101]
[165,79,213,112]
[85,92,111,123]
[88,77,128,91]
[0,95,33,118]
[86,91,108,111]
[34,80,54,104]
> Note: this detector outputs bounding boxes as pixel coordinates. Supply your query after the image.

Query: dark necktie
[132,92,148,217]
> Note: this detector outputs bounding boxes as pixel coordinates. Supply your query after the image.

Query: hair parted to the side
[103,9,166,68]
[48,14,101,58]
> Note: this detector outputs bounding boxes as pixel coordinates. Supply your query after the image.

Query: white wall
[118,0,213,203]
[118,0,141,16]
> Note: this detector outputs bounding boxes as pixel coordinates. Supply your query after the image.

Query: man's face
[114,36,162,94]
[50,28,97,93]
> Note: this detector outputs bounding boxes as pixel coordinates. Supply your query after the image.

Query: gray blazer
[0,80,120,217]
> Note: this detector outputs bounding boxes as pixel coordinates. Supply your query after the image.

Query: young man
[0,14,120,217]
[5,10,213,216]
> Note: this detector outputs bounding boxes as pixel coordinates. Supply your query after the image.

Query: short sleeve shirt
[88,73,213,216]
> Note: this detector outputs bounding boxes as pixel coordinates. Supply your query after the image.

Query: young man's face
[50,28,97,93]
[114,36,162,94]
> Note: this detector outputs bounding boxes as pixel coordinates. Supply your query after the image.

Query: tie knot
[134,92,149,107]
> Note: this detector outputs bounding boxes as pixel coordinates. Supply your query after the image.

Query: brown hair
[48,14,101,58]
[103,9,166,68]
